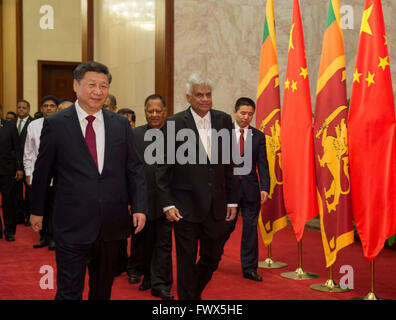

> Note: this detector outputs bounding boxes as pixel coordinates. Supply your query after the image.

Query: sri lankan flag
[313,0,354,268]
[256,0,287,246]
[348,0,396,262]
[281,0,318,243]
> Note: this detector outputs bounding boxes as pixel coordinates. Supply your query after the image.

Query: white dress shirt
[16,116,29,133]
[24,118,44,184]
[190,107,212,159]
[75,101,105,174]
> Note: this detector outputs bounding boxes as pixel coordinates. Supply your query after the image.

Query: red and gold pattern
[313,0,354,268]
[256,0,287,246]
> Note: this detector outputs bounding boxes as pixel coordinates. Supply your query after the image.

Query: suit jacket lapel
[210,110,221,131]
[184,107,199,135]
[102,109,118,176]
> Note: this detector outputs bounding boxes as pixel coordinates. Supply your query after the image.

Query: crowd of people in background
[0,61,270,301]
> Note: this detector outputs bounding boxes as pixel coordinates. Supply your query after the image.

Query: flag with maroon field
[348,0,396,262]
[313,0,354,268]
[281,0,318,243]
[256,0,287,246]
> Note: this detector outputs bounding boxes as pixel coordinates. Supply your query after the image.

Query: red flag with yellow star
[348,0,396,262]
[256,0,287,246]
[281,0,318,242]
[313,0,354,268]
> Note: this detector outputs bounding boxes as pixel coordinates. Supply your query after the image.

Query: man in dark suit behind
[225,97,270,282]
[0,118,24,241]
[156,73,239,300]
[128,94,174,300]
[30,61,147,300]
[11,100,34,226]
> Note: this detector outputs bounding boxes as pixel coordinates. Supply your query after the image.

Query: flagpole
[310,265,352,292]
[258,243,288,269]
[351,259,385,300]
[280,240,319,280]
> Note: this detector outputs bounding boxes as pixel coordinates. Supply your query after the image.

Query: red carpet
[1,214,396,300]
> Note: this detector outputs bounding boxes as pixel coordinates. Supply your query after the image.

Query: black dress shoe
[151,288,174,300]
[128,274,141,284]
[5,235,15,242]
[243,271,263,282]
[33,238,48,248]
[139,279,151,291]
[48,240,56,251]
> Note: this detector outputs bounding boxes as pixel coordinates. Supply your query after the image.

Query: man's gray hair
[186,73,213,95]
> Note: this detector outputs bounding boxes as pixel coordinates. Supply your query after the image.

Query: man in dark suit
[30,61,147,300]
[128,94,174,300]
[11,100,34,226]
[156,73,239,300]
[0,118,24,241]
[225,97,270,282]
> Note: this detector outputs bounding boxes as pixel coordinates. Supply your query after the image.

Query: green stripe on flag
[326,0,336,29]
[262,16,269,43]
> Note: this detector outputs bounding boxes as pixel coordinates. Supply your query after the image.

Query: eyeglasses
[43,104,57,108]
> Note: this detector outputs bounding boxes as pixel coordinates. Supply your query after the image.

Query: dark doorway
[38,61,80,107]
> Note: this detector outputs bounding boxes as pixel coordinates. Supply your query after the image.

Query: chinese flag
[281,0,318,242]
[348,0,396,262]
[256,0,287,246]
[313,0,354,268]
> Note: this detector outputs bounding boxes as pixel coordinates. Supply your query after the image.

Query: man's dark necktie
[17,119,23,135]
[85,115,98,168]
[240,128,244,156]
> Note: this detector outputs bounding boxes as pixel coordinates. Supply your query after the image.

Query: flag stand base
[281,267,319,280]
[258,244,288,269]
[350,260,387,300]
[310,280,351,292]
[258,257,288,269]
[350,292,383,300]
[310,266,351,292]
[280,241,319,280]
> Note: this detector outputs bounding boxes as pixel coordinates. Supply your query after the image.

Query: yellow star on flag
[291,80,298,92]
[285,78,290,90]
[384,35,388,45]
[365,72,375,87]
[353,69,362,83]
[299,67,308,79]
[360,4,373,35]
[378,56,390,71]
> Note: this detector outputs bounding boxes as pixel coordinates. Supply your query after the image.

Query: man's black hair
[41,95,59,107]
[117,108,136,122]
[234,97,256,111]
[144,94,166,108]
[17,99,31,109]
[73,61,112,84]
